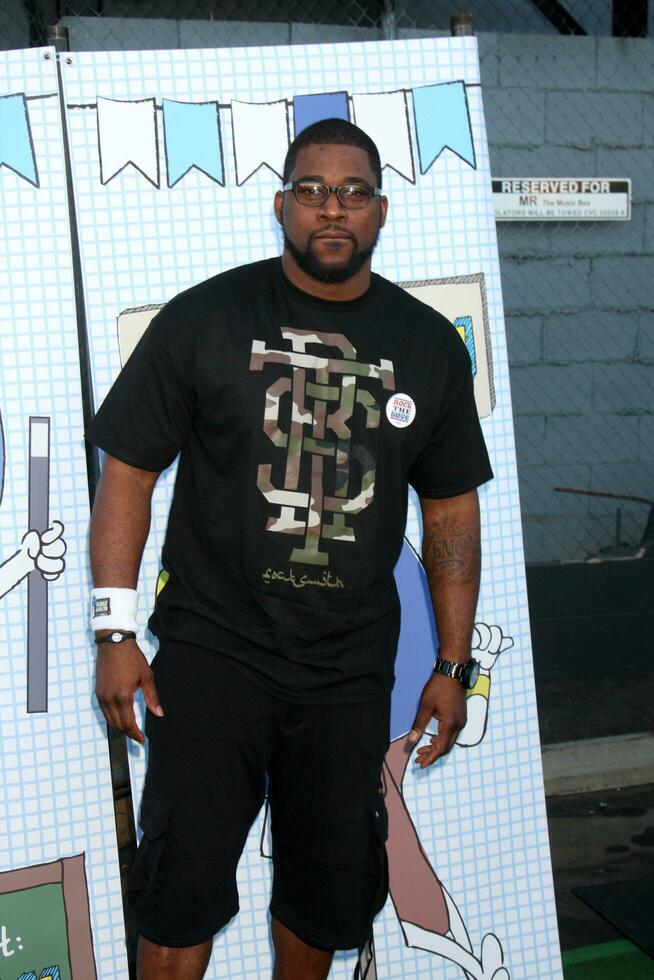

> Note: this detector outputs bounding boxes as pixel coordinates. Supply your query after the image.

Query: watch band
[95,630,137,646]
[433,656,466,681]
[433,656,480,690]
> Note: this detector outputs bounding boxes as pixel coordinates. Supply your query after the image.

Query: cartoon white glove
[401,918,510,979]
[472,622,514,668]
[23,520,67,580]
[456,622,514,747]
[0,520,66,599]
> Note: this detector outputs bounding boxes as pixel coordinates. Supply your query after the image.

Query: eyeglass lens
[294,182,373,209]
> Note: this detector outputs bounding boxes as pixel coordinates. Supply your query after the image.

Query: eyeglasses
[282,181,382,210]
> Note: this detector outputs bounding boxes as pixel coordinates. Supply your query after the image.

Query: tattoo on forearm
[423,517,478,584]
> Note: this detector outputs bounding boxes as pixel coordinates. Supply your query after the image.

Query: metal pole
[451,12,474,36]
[46,24,70,51]
[52,43,102,505]
[381,0,397,40]
[26,417,50,713]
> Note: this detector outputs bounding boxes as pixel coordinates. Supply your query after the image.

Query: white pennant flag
[352,91,415,183]
[97,97,159,187]
[231,99,290,185]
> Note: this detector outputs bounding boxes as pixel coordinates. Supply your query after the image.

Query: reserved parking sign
[493,177,631,220]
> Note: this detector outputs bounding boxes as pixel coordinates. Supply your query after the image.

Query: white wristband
[91,587,138,632]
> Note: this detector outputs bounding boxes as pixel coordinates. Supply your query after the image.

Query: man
[88,118,492,980]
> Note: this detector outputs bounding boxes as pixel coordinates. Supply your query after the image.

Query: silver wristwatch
[433,656,480,690]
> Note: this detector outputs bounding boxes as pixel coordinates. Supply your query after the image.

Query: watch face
[110,632,124,643]
[465,660,481,689]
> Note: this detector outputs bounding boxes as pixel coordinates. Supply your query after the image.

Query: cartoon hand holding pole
[0,416,67,712]
[0,521,66,594]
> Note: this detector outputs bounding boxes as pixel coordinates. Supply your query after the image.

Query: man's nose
[319,188,347,218]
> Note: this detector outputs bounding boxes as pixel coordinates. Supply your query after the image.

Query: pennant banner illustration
[293,91,349,137]
[231,99,289,184]
[412,80,475,172]
[97,97,159,187]
[162,99,223,188]
[0,93,38,186]
[351,91,414,183]
[69,83,477,189]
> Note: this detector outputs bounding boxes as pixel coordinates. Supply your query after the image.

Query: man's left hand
[407,674,467,768]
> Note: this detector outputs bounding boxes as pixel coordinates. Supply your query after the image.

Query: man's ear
[379,194,388,229]
[274,190,284,226]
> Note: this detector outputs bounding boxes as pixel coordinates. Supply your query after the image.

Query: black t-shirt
[87,257,493,702]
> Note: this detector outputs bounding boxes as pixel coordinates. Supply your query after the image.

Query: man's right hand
[95,641,164,744]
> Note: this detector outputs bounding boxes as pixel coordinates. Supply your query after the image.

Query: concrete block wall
[54,18,381,51]
[479,34,653,562]
[399,0,654,37]
[1,18,651,562]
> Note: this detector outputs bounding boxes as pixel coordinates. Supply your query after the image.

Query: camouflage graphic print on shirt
[249,327,395,567]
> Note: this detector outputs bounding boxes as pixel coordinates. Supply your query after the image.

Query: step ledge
[541,731,654,797]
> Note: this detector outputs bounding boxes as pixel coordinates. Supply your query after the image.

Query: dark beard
[282,229,379,285]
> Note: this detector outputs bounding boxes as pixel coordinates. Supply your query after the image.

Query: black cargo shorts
[128,640,390,951]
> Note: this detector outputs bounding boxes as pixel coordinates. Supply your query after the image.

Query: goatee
[282,229,379,285]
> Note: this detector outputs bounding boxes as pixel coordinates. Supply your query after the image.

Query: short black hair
[282,117,382,187]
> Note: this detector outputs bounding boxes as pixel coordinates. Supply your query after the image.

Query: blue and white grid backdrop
[0,36,562,979]
[0,47,127,980]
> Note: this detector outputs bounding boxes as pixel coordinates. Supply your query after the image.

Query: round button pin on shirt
[386,392,416,428]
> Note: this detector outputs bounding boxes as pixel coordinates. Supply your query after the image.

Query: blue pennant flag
[412,81,475,172]
[162,99,223,187]
[293,92,349,137]
[0,93,38,186]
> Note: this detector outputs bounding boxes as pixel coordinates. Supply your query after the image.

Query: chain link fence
[5,0,650,48]
[394,1,649,36]
[2,2,652,563]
